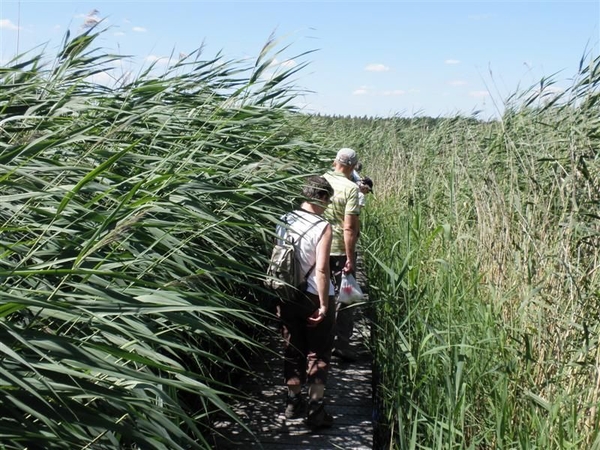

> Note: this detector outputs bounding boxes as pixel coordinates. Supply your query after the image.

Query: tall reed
[0,28,325,449]
[306,54,600,448]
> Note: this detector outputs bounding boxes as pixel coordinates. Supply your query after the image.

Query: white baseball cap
[335,147,358,166]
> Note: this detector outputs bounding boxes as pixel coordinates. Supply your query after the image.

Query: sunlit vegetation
[0,28,328,449]
[308,53,600,448]
[3,24,600,449]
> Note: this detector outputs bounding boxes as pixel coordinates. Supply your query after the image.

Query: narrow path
[211,258,373,449]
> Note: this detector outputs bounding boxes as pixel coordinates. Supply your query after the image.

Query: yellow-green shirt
[323,171,360,255]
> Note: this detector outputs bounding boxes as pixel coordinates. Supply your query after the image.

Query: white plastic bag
[337,273,363,305]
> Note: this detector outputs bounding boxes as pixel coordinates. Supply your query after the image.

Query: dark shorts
[279,292,335,386]
[330,255,348,293]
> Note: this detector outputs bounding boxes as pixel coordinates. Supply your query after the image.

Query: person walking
[357,176,373,210]
[323,148,361,362]
[351,161,363,183]
[276,176,336,429]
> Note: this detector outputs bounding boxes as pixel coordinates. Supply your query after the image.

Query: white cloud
[448,80,467,86]
[145,55,168,65]
[289,99,309,111]
[0,19,20,31]
[81,9,101,29]
[540,86,564,96]
[132,26,147,33]
[352,87,369,95]
[365,63,390,72]
[53,25,61,31]
[469,90,490,98]
[89,70,131,86]
[119,71,133,85]
[88,71,114,86]
[527,85,564,100]
[280,59,297,68]
[114,31,125,37]
[268,58,297,68]
[445,59,460,65]
[521,85,565,108]
[383,90,406,96]
[83,17,100,28]
[260,58,298,81]
[260,70,276,82]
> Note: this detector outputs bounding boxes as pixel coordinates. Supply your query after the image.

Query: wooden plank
[212,318,373,449]
[212,253,373,449]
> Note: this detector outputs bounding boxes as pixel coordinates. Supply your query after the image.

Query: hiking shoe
[285,394,307,419]
[332,348,357,363]
[306,400,334,429]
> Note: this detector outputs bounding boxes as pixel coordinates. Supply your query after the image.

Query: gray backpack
[264,213,322,302]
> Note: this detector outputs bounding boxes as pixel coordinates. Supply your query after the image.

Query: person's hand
[307,306,326,327]
[343,258,355,275]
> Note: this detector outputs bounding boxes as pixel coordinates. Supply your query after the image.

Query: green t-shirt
[323,171,360,255]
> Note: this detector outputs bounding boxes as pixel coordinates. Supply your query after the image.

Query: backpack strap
[303,262,317,282]
[285,211,326,282]
[282,234,316,284]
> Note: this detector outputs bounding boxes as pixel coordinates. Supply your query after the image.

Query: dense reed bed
[4,23,599,450]
[307,54,600,448]
[0,29,328,449]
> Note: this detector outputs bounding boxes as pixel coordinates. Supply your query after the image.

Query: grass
[3,22,600,450]
[307,53,600,448]
[0,27,330,449]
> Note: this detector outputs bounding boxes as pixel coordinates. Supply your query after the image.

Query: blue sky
[1,1,598,120]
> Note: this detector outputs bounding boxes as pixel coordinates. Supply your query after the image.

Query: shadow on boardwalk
[211,306,373,450]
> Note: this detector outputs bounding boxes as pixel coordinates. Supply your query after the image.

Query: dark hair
[361,176,373,190]
[302,175,333,200]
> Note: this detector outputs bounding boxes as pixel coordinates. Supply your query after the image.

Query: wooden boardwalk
[211,266,373,449]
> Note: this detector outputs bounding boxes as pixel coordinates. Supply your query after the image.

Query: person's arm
[307,224,332,326]
[358,191,366,208]
[343,214,359,274]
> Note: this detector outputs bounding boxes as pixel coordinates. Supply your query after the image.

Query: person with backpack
[274,175,336,429]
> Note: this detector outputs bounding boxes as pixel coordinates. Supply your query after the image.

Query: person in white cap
[323,147,361,362]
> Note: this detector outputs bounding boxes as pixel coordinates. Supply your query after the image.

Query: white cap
[335,147,358,166]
